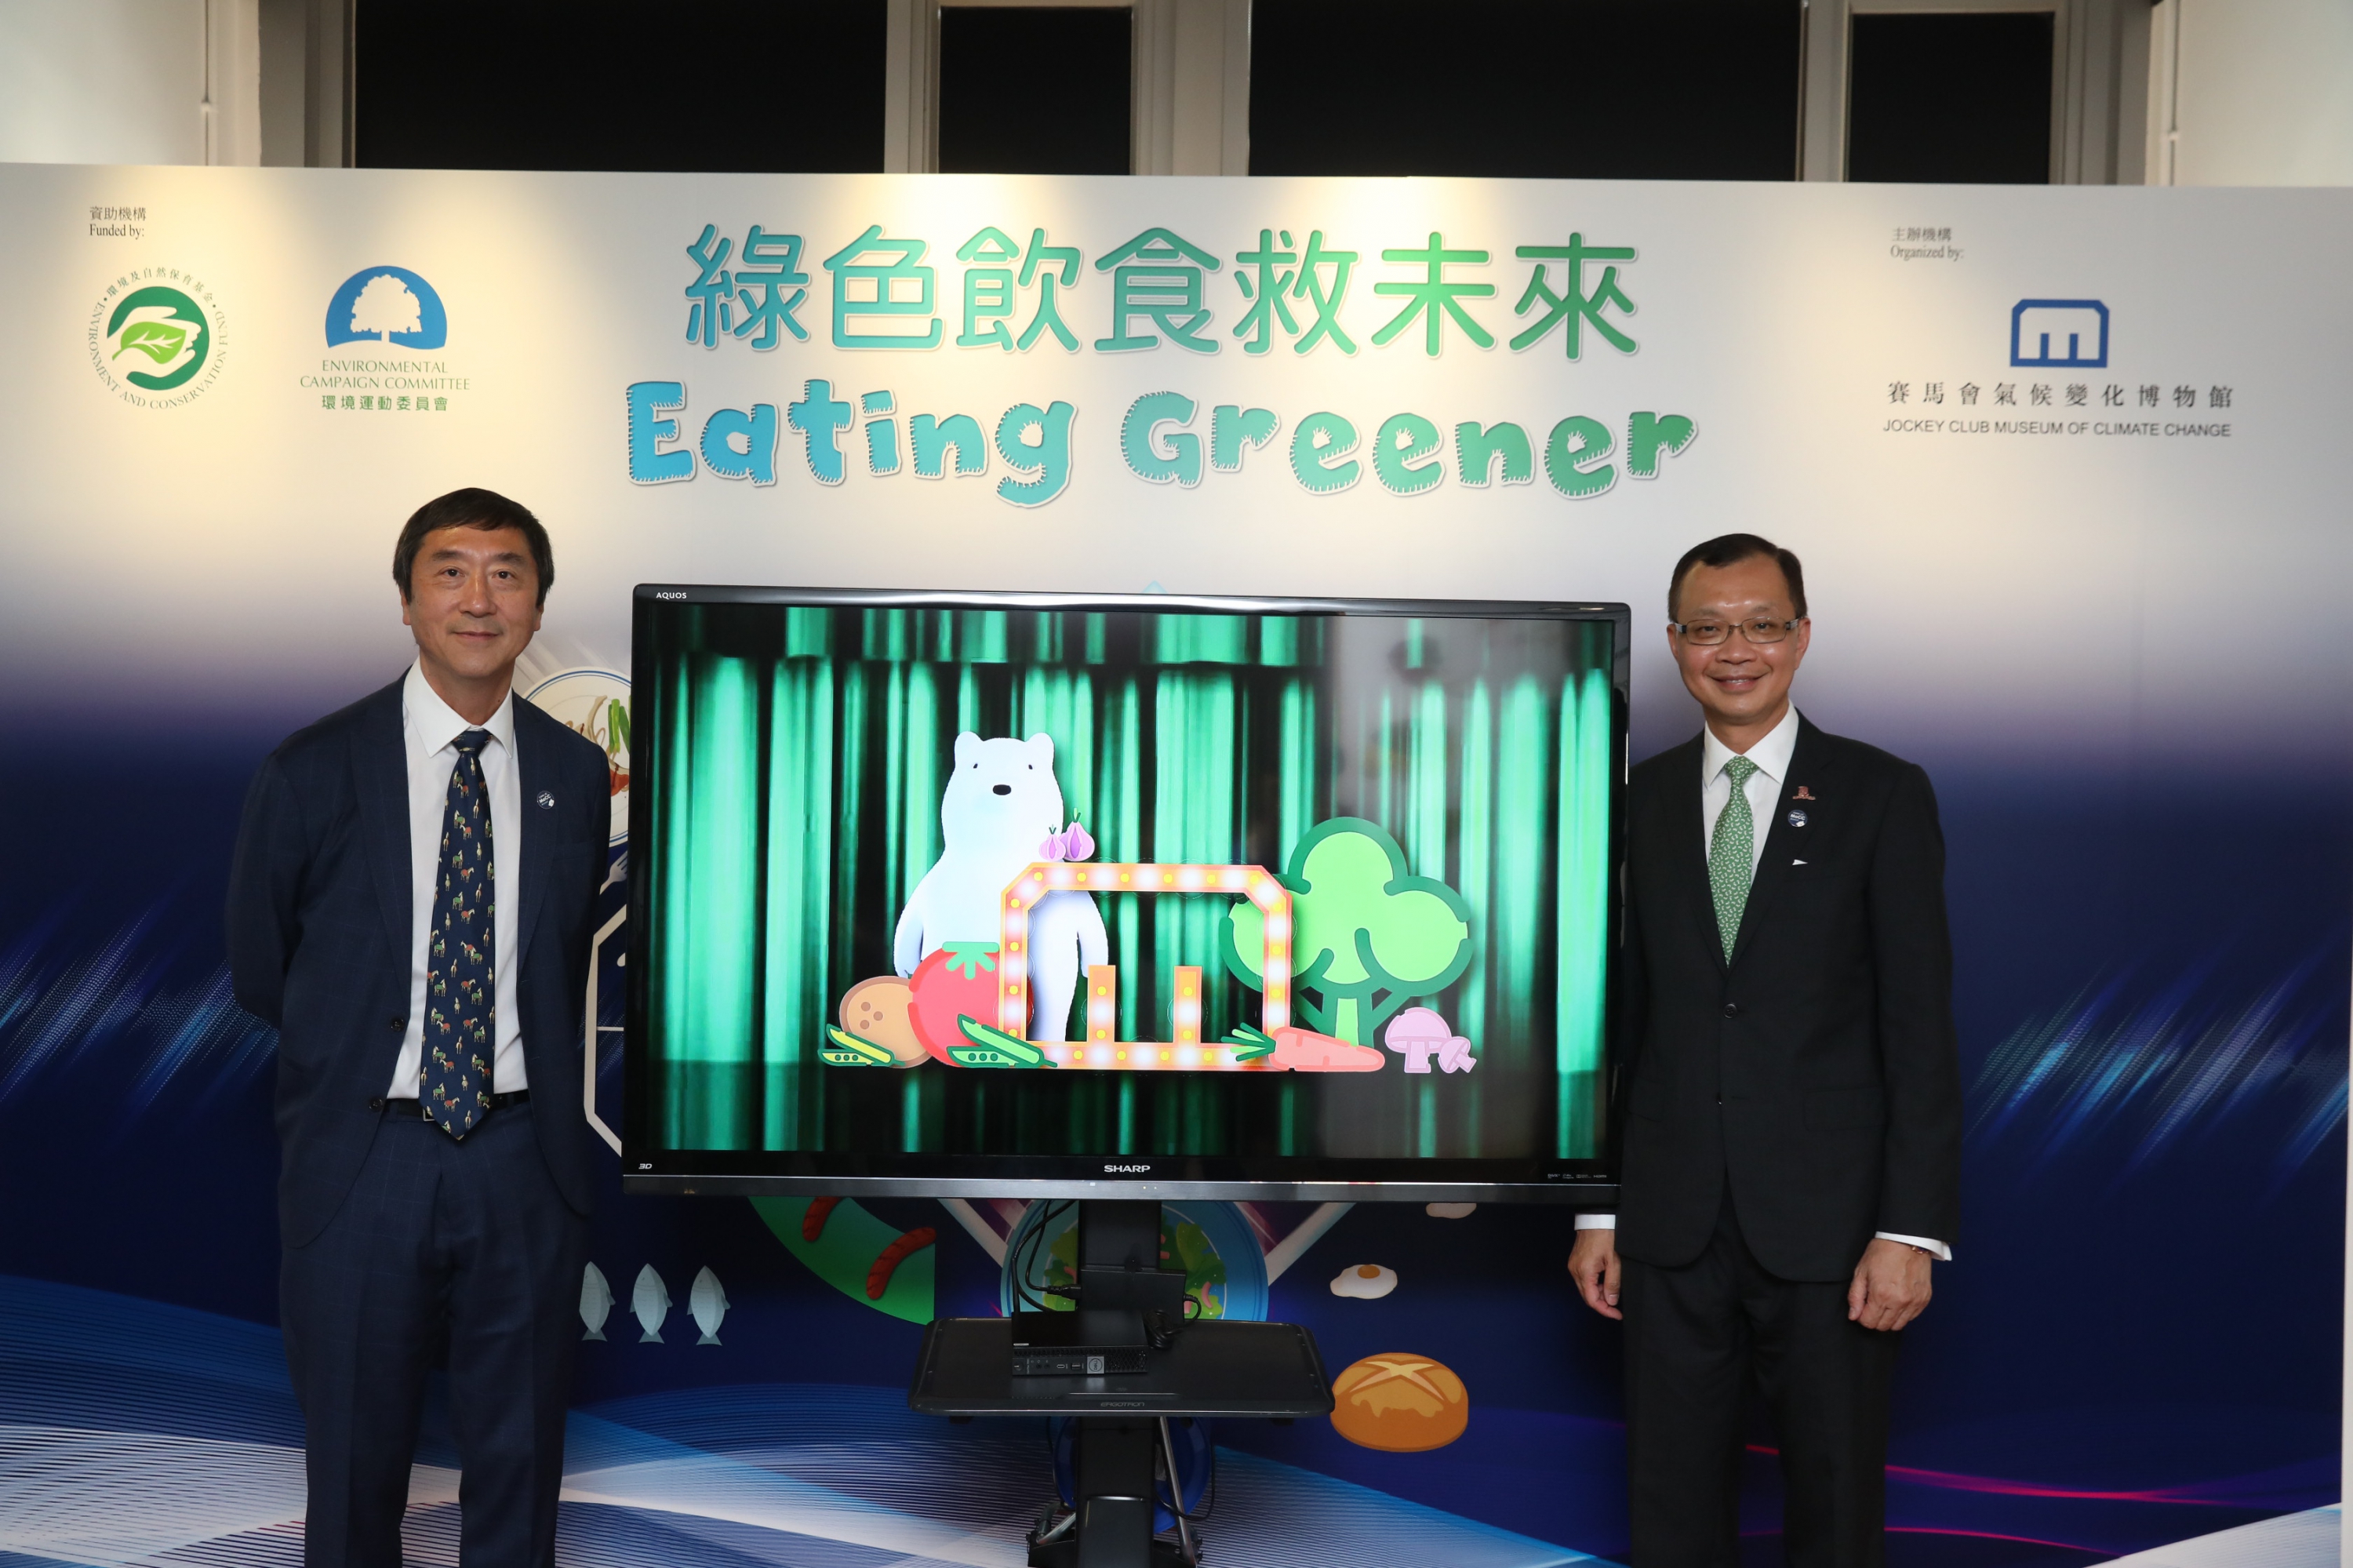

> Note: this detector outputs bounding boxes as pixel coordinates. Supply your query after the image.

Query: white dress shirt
[1577,707,1950,1261]
[391,660,528,1097]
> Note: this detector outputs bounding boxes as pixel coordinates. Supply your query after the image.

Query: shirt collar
[1700,704,1801,788]
[402,658,516,758]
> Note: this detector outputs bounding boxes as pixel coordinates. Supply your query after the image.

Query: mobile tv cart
[907,1199,1334,1568]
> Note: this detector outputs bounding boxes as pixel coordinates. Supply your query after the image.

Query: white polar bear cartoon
[893,732,1108,1042]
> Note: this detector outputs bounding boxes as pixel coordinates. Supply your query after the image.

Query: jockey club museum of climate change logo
[88,269,227,407]
[304,264,471,414]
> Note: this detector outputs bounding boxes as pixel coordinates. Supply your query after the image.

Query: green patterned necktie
[1709,755,1760,962]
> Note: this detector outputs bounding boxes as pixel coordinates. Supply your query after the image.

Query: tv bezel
[621,584,1627,1207]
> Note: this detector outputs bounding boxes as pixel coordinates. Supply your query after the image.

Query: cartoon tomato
[905,943,1004,1064]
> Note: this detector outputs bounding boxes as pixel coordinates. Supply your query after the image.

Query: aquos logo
[88,269,227,407]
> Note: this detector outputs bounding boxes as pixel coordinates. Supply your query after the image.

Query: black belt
[372,1090,531,1115]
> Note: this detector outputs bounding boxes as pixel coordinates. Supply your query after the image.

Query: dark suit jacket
[1613,714,1962,1281]
[226,675,611,1246]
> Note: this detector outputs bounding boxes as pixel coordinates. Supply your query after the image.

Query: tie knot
[453,729,493,759]
[1725,755,1758,785]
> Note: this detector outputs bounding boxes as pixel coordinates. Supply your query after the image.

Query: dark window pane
[357,0,885,172]
[939,8,1130,174]
[1847,12,2052,184]
[1251,0,1802,179]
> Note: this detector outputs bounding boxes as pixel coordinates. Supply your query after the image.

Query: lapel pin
[1792,786,1816,801]
[1786,808,1809,828]
[537,791,556,809]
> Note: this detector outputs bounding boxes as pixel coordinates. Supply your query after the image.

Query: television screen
[624,589,1625,1201]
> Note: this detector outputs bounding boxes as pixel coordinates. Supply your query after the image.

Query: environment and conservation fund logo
[87,268,227,407]
[305,264,471,416]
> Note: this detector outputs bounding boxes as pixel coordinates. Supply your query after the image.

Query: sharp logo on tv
[86,269,227,407]
[2010,299,2109,369]
[303,264,471,415]
[1104,1165,1154,1173]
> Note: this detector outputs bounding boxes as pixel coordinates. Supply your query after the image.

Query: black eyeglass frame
[1668,616,1807,646]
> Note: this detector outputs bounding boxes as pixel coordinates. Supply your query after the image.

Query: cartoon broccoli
[1220,817,1473,1046]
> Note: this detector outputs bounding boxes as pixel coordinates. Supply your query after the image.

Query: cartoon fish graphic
[580,1262,613,1341]
[632,1264,671,1342]
[689,1267,730,1344]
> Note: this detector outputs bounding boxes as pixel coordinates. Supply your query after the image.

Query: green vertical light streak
[1277,680,1316,869]
[1492,675,1552,1045]
[1555,664,1613,1156]
[1097,678,1143,1042]
[882,671,905,915]
[1406,681,1449,881]
[680,656,758,1149]
[900,664,940,909]
[659,658,693,1148]
[1153,671,1237,1046]
[1457,679,1493,1057]
[763,659,833,1150]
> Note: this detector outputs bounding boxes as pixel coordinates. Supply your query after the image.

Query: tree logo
[324,264,448,349]
[88,272,227,406]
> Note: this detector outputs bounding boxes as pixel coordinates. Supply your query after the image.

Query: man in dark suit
[1569,533,1962,1567]
[227,488,611,1566]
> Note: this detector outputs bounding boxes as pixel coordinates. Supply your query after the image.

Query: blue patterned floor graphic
[0,1275,1602,1567]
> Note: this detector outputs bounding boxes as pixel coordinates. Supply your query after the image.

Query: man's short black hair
[393,488,554,607]
[1667,533,1808,622]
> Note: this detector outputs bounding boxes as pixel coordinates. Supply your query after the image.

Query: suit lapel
[514,701,558,966]
[1726,715,1823,970]
[351,679,412,961]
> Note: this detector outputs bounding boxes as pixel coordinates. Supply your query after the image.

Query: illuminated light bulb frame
[992,861,1293,1071]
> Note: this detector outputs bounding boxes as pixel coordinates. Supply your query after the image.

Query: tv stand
[907,1199,1334,1568]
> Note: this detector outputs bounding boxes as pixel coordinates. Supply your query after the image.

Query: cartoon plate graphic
[752,1195,936,1324]
[999,1200,1269,1322]
[1330,1352,1471,1452]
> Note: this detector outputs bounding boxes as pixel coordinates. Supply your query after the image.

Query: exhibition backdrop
[0,165,2347,1567]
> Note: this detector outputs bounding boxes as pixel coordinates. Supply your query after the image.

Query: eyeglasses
[1671,616,1804,646]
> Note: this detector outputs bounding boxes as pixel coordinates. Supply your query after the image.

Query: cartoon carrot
[802,1195,841,1242]
[867,1228,936,1301]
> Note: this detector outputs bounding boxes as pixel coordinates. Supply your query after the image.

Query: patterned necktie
[1708,755,1760,962]
[424,729,494,1137]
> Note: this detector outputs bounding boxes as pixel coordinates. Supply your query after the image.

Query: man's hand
[1847,1238,1933,1331]
[1568,1228,1623,1321]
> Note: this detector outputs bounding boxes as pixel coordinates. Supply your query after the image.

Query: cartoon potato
[839,977,927,1066]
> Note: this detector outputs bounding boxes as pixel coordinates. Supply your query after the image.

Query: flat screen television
[623,588,1626,1203]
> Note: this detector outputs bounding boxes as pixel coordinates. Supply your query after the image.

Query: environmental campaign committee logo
[88,269,227,406]
[307,264,469,414]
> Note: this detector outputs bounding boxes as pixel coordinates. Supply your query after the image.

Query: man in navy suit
[227,488,611,1566]
[1569,535,1962,1566]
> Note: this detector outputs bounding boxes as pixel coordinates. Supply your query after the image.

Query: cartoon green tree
[1220,817,1473,1045]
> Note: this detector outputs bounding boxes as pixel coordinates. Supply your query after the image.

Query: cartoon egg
[1330,1263,1398,1300]
[839,977,927,1065]
[1330,1352,1470,1452]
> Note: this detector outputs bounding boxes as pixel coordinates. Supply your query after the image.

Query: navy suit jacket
[226,675,610,1246]
[1613,715,1963,1280]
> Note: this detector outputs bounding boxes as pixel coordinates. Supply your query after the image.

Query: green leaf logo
[113,321,187,363]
